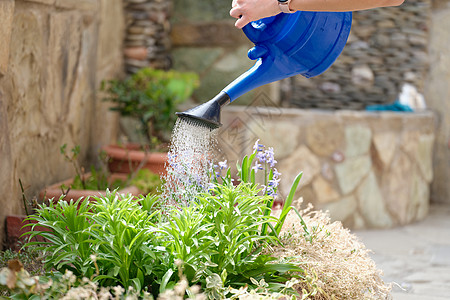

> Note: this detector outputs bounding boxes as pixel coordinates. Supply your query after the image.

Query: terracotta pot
[102,143,168,175]
[38,172,141,203]
[5,215,50,250]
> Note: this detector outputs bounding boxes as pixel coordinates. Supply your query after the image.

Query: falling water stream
[161,119,218,206]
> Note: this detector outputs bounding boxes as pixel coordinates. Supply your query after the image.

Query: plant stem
[19,179,29,216]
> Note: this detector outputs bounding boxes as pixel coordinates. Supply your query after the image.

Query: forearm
[290,0,405,12]
[230,0,405,28]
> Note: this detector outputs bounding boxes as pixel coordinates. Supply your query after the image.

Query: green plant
[131,169,163,195]
[21,142,308,298]
[102,67,199,148]
[24,197,96,278]
[24,193,163,291]
[60,143,114,191]
[60,144,163,194]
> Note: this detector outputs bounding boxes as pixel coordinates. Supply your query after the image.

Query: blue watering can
[177,11,352,129]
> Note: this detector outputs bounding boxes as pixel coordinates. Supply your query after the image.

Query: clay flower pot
[5,215,51,250]
[102,143,168,175]
[6,174,140,250]
[38,172,141,203]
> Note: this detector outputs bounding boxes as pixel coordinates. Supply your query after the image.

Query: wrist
[278,0,295,13]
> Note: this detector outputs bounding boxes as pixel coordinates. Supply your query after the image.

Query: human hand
[230,0,281,29]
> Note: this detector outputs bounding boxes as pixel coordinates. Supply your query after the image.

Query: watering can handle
[242,13,293,44]
[222,11,352,101]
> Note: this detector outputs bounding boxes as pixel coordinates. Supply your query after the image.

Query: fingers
[229,7,241,19]
[234,16,250,28]
[230,6,250,28]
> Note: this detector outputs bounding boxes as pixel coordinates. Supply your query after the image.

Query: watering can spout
[176,92,230,129]
[177,11,352,129]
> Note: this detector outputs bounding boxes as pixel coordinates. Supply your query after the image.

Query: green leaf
[131,277,142,292]
[275,172,303,235]
[160,268,174,293]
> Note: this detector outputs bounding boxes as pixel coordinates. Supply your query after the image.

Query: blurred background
[0,0,448,240]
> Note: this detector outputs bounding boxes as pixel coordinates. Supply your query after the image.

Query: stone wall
[0,0,124,248]
[170,0,275,105]
[425,0,450,204]
[123,0,172,73]
[218,107,435,229]
[170,0,448,208]
[282,0,431,110]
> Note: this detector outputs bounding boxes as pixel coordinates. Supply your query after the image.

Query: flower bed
[1,143,391,299]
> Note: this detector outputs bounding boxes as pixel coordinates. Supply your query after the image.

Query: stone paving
[354,204,450,299]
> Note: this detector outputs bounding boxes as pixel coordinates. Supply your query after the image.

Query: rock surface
[220,107,436,229]
[0,0,124,247]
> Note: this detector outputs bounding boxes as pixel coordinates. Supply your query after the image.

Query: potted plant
[101,67,199,175]
[38,144,165,203]
[5,144,164,250]
[4,180,50,250]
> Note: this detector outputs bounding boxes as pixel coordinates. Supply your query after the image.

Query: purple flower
[268,177,280,188]
[252,162,263,173]
[256,151,267,163]
[264,147,277,167]
[273,168,281,178]
[218,160,228,170]
[206,182,216,191]
[253,139,264,152]
[262,185,276,196]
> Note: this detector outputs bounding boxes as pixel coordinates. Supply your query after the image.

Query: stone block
[8,10,44,136]
[384,152,412,224]
[172,0,231,23]
[345,125,372,158]
[306,119,344,157]
[0,93,16,247]
[248,118,300,160]
[312,176,339,204]
[55,0,98,10]
[372,132,397,169]
[416,133,435,183]
[0,0,14,74]
[172,47,223,74]
[43,11,83,125]
[96,0,124,70]
[279,145,320,196]
[217,115,254,168]
[407,167,430,223]
[335,155,372,195]
[322,195,357,223]
[357,171,393,228]
[24,0,55,5]
[171,21,249,47]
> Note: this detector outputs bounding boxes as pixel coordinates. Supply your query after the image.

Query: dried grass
[272,200,392,300]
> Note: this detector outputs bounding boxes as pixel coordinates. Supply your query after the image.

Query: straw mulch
[272,201,392,300]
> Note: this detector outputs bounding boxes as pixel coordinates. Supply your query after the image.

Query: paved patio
[355,204,450,299]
